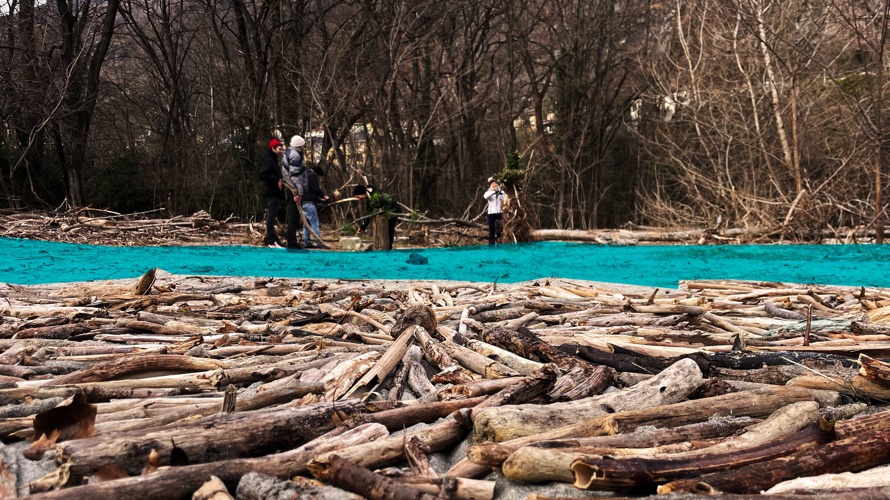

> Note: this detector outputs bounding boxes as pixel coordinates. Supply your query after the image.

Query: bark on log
[502,401,818,485]
[310,417,468,471]
[439,340,520,378]
[405,436,437,478]
[10,324,91,340]
[472,357,703,442]
[343,325,415,398]
[437,377,526,400]
[569,405,827,490]
[457,338,543,375]
[858,354,890,387]
[234,378,325,411]
[482,327,596,370]
[308,455,437,500]
[28,423,387,500]
[1,375,214,405]
[556,344,696,374]
[343,396,486,431]
[57,399,371,481]
[704,350,858,370]
[45,355,225,385]
[787,374,890,400]
[548,363,616,401]
[454,386,819,477]
[470,366,558,417]
[394,476,496,500]
[413,326,476,384]
[658,427,890,494]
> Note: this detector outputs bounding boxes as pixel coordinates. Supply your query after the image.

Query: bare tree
[53,0,123,207]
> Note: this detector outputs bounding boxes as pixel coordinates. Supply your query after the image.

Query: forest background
[2,0,889,242]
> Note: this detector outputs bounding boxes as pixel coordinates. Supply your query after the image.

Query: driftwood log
[0,271,889,499]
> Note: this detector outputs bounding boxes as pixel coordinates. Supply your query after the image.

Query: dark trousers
[388,217,397,249]
[284,189,301,248]
[487,213,503,245]
[264,197,283,244]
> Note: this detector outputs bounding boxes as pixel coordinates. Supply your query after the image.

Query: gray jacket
[281,148,307,196]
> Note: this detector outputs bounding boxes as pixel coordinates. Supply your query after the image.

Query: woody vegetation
[1,0,889,242]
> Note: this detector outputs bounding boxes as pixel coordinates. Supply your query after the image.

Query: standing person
[259,138,286,248]
[280,135,308,249]
[301,165,330,248]
[483,177,506,245]
[353,184,400,250]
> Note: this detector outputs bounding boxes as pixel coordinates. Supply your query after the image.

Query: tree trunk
[28,423,387,500]
[472,358,703,443]
[308,455,437,500]
[571,424,832,491]
[659,427,890,495]
[309,417,468,472]
[57,399,370,482]
[371,214,391,250]
[454,386,820,477]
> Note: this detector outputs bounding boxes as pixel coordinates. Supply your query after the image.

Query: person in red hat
[259,138,286,248]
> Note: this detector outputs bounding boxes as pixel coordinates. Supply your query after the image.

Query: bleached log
[310,417,468,471]
[453,386,819,478]
[191,476,232,500]
[500,401,816,485]
[344,396,486,431]
[1,374,215,405]
[394,476,495,500]
[413,326,475,383]
[397,345,435,398]
[787,374,890,400]
[343,326,414,399]
[472,357,703,442]
[437,377,526,400]
[234,377,325,411]
[766,464,890,494]
[45,354,225,385]
[441,332,543,375]
[438,339,520,379]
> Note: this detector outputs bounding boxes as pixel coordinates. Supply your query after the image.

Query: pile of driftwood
[2,270,890,499]
[7,208,876,248]
[0,209,251,247]
[0,208,489,248]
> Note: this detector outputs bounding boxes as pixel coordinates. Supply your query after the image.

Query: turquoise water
[1,237,888,288]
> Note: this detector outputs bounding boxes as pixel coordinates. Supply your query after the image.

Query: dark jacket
[302,169,326,204]
[258,148,284,199]
[358,187,401,231]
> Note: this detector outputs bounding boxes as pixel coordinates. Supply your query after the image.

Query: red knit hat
[269,138,283,149]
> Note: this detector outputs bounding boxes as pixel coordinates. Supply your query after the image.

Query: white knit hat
[290,135,305,148]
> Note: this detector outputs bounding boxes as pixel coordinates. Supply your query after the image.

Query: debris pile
[1,271,890,499]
